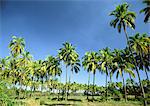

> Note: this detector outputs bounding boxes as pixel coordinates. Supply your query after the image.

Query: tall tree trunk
[129,73,132,81]
[144,68,149,80]
[65,66,68,101]
[92,72,95,101]
[124,28,147,106]
[58,75,61,100]
[106,69,108,101]
[42,77,44,96]
[87,72,90,100]
[122,72,127,102]
[136,69,147,105]
[109,71,112,83]
[68,68,73,99]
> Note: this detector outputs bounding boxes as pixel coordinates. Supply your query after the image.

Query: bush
[0,81,14,106]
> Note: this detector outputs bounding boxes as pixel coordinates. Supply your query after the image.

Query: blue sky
[0,0,149,86]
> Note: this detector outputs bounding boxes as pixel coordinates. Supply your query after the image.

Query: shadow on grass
[51,97,65,101]
[67,98,82,102]
[43,103,73,106]
[87,98,100,102]
[51,98,82,102]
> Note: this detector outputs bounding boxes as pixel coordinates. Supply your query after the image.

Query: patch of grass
[12,95,143,106]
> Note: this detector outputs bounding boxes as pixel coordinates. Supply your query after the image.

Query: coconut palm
[58,42,78,101]
[9,36,25,57]
[140,0,150,23]
[109,3,136,35]
[45,55,62,99]
[28,60,43,95]
[8,36,26,94]
[0,58,10,80]
[18,51,32,92]
[69,59,80,83]
[129,33,150,80]
[46,56,61,78]
[112,49,135,102]
[82,54,91,100]
[98,47,113,101]
[68,59,80,97]
[82,52,98,101]
[110,3,147,105]
[19,51,32,67]
[38,60,47,92]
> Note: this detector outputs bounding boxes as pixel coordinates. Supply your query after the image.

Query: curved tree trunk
[124,28,147,106]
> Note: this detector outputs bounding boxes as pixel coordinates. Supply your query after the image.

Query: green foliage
[140,0,150,23]
[109,3,136,33]
[0,81,14,106]
[0,2,150,105]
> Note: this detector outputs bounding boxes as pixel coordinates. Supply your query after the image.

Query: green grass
[12,95,144,106]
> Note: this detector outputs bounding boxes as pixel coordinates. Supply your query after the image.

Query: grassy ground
[13,95,144,106]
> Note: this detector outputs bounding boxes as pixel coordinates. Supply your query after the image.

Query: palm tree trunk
[87,72,90,100]
[58,75,61,100]
[129,73,132,81]
[136,68,147,105]
[25,85,28,98]
[106,70,108,101]
[68,69,73,99]
[122,72,127,102]
[59,63,62,100]
[92,72,95,101]
[124,28,147,106]
[68,74,70,99]
[42,77,44,96]
[109,71,112,83]
[65,66,68,101]
[144,68,149,80]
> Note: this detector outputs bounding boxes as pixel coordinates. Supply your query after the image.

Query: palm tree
[9,36,25,57]
[38,60,47,93]
[98,47,113,101]
[45,55,62,99]
[19,51,32,93]
[28,60,44,95]
[82,52,98,101]
[109,3,147,105]
[20,51,32,67]
[129,33,150,80]
[67,59,80,97]
[140,0,150,23]
[69,59,80,84]
[8,36,26,96]
[58,42,78,101]
[82,55,91,100]
[112,49,135,102]
[46,56,61,79]
[0,58,10,80]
